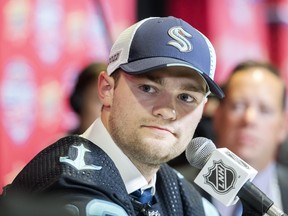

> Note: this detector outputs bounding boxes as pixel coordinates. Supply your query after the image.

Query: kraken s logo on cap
[167,26,192,52]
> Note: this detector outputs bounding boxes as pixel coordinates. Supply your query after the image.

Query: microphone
[186,137,287,216]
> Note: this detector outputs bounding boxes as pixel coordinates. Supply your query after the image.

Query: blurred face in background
[214,67,287,171]
[80,81,102,130]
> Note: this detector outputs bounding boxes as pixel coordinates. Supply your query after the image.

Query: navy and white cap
[107,16,224,98]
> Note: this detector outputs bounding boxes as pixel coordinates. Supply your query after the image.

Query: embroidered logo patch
[59,144,102,171]
[109,51,121,64]
[147,210,161,216]
[167,26,192,52]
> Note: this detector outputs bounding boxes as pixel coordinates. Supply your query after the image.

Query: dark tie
[131,188,153,205]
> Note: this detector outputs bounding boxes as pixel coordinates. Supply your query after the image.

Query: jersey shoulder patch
[86,199,128,216]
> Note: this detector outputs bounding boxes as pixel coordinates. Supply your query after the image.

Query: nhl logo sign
[204,160,236,194]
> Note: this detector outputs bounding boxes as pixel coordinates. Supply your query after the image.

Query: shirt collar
[252,162,277,193]
[80,118,156,194]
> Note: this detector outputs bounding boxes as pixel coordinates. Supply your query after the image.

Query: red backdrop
[0,0,136,192]
[267,0,288,106]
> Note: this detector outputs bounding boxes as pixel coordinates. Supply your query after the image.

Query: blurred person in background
[278,137,288,167]
[69,62,107,134]
[210,60,288,215]
[277,115,288,167]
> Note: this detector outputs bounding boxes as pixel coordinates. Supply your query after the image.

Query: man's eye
[178,93,195,103]
[231,102,245,111]
[139,85,156,93]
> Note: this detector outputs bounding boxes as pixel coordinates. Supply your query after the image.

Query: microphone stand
[238,181,287,216]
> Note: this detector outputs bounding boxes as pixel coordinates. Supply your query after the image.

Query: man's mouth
[142,125,175,135]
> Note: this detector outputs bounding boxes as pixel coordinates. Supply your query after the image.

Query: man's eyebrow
[144,74,206,93]
[179,84,207,94]
[144,74,163,85]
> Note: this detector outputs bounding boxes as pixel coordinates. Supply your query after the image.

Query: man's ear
[278,111,288,145]
[98,71,114,107]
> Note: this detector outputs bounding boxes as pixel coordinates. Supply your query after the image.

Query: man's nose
[243,106,257,124]
[152,96,177,120]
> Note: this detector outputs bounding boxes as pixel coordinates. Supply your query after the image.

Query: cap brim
[120,57,224,98]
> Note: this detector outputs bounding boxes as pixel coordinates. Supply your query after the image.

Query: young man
[1,16,224,216]
[212,60,288,215]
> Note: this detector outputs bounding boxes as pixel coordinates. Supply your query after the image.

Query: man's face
[214,68,286,170]
[105,67,208,167]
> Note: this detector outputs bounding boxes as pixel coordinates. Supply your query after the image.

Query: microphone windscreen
[185,137,216,169]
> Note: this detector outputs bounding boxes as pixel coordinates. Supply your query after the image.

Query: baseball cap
[107,16,224,98]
